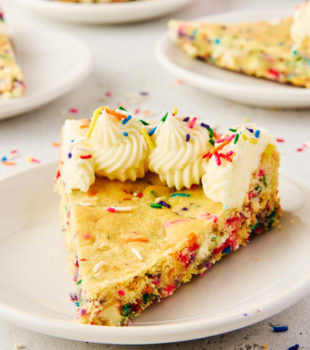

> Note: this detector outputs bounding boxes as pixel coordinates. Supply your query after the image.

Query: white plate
[0,162,309,344]
[0,25,92,120]
[15,0,194,24]
[156,10,310,108]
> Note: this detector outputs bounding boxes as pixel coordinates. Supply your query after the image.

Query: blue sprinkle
[158,201,171,208]
[1,156,7,162]
[71,139,74,143]
[182,207,188,211]
[183,116,190,122]
[148,126,157,136]
[292,49,298,55]
[68,153,72,159]
[272,326,288,333]
[247,128,254,133]
[200,122,210,129]
[186,134,190,142]
[215,38,221,45]
[255,130,260,138]
[288,345,299,350]
[223,246,231,254]
[122,115,132,125]
[224,204,229,209]
[123,132,128,137]
[140,91,149,96]
[243,313,248,317]
[75,302,80,307]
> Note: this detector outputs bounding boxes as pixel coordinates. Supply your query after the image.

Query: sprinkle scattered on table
[69,108,79,114]
[52,142,61,147]
[271,325,288,332]
[288,345,299,350]
[26,157,41,164]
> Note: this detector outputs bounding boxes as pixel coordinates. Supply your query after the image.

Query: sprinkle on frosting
[131,247,143,261]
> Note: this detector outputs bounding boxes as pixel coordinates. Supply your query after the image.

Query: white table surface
[0,0,310,349]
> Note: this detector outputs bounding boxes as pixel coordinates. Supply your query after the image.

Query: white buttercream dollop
[202,125,275,208]
[148,113,212,190]
[90,109,149,181]
[61,120,95,193]
[291,1,310,57]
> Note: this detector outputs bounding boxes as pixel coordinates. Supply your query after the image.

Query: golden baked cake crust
[55,109,281,326]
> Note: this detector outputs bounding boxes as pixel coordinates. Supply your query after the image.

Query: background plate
[0,162,309,344]
[156,10,310,109]
[0,25,92,120]
[15,0,194,24]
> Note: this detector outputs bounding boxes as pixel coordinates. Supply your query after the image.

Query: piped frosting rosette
[202,125,275,208]
[61,119,95,193]
[148,112,212,190]
[89,107,149,181]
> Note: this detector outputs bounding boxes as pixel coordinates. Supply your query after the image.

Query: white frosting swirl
[90,109,149,181]
[149,113,212,190]
[61,120,95,193]
[202,125,275,208]
[291,1,310,57]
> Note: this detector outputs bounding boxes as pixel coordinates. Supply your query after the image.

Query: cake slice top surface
[67,172,224,294]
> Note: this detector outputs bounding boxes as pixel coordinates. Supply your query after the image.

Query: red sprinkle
[80,155,92,159]
[118,290,125,296]
[69,108,79,114]
[105,92,112,97]
[188,117,197,129]
[83,234,90,239]
[137,192,143,198]
[107,208,116,213]
[214,152,221,166]
[88,190,98,196]
[296,148,304,152]
[80,258,87,262]
[276,138,285,143]
[268,68,280,79]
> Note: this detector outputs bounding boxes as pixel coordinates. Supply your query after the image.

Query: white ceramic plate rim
[0,25,92,120]
[156,10,310,102]
[16,0,194,24]
[0,161,309,344]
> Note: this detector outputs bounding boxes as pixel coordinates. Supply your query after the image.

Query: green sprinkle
[229,128,237,132]
[121,303,133,317]
[119,106,127,111]
[150,203,162,208]
[170,193,191,198]
[150,190,157,197]
[161,112,168,122]
[142,292,151,304]
[139,119,149,126]
[211,236,217,241]
[208,128,214,138]
[209,139,215,146]
[77,280,82,285]
[260,176,267,187]
[234,133,239,144]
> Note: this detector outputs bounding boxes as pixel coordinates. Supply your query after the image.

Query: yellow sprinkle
[87,106,106,138]
[66,115,73,120]
[243,117,250,122]
[26,157,32,163]
[261,345,268,349]
[173,107,178,115]
[140,127,154,150]
[242,133,248,141]
[249,138,258,144]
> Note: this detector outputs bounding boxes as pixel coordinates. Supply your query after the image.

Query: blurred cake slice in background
[169,2,310,88]
[0,8,24,100]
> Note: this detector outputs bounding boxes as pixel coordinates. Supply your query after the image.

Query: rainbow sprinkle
[140,127,154,150]
[170,193,191,198]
